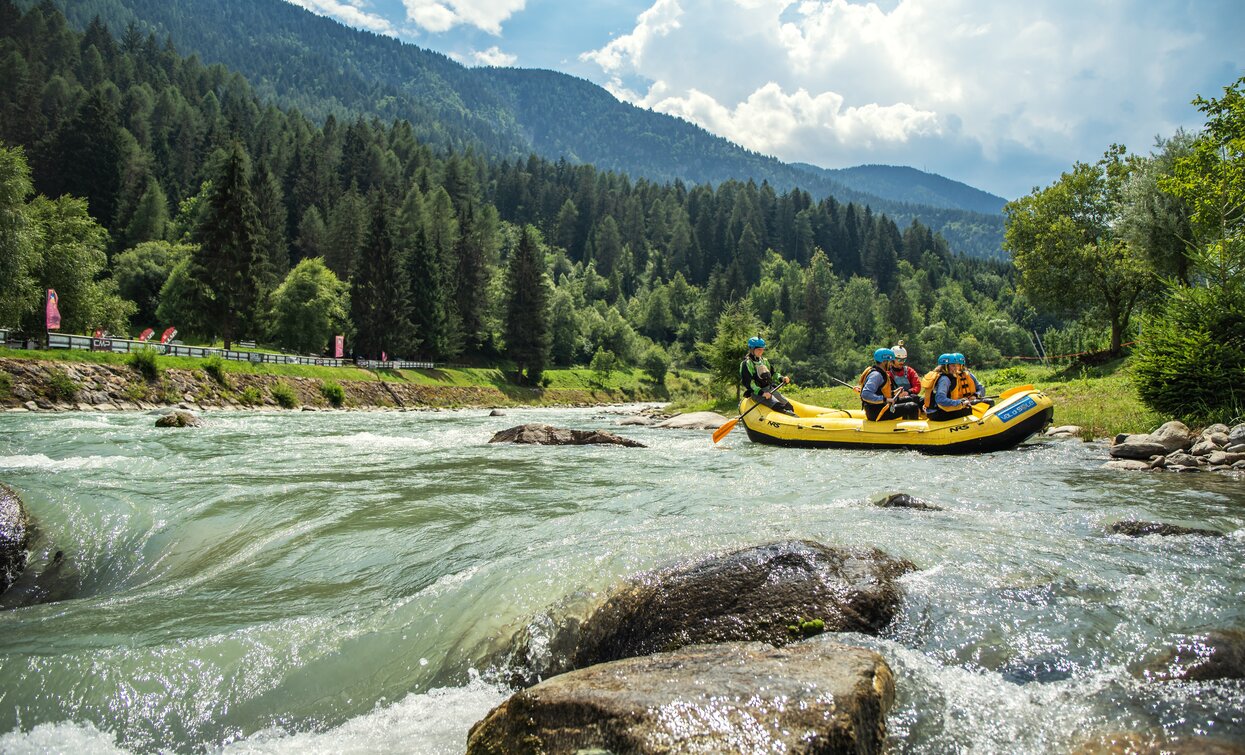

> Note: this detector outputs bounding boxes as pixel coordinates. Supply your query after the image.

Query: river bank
[0,356,684,412]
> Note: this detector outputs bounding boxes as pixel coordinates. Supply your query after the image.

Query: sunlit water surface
[0,407,1242,753]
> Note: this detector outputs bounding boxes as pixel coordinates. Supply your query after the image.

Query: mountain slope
[36,0,1007,258]
[801,164,1009,215]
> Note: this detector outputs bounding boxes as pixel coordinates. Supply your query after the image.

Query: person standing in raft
[860,348,922,421]
[888,341,923,404]
[740,337,796,415]
[923,353,982,422]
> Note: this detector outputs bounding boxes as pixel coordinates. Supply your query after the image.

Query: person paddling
[740,337,795,415]
[860,348,921,421]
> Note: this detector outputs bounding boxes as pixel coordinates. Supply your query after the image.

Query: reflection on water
[0,408,1242,753]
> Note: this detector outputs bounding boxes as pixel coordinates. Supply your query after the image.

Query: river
[0,407,1242,753]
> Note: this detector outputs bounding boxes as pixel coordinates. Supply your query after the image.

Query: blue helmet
[937,353,955,365]
[953,352,966,365]
[747,337,766,349]
[873,347,896,363]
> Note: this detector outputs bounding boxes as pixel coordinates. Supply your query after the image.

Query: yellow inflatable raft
[740,385,1054,454]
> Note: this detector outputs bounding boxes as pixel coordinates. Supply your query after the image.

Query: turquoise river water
[0,407,1242,753]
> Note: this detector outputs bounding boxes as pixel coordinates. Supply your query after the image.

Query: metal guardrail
[355,359,436,370]
[47,333,347,367]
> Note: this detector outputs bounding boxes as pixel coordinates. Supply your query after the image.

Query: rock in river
[489,423,645,447]
[1139,630,1245,682]
[155,410,204,428]
[1,483,31,594]
[503,540,915,686]
[468,638,895,755]
[874,492,944,511]
[653,411,729,430]
[1107,520,1224,538]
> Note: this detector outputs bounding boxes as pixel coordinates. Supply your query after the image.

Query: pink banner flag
[160,327,178,344]
[137,328,155,342]
[334,335,344,359]
[381,351,388,362]
[46,289,61,330]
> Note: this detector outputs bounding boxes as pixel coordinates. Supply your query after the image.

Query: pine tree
[251,158,288,283]
[350,191,413,359]
[504,225,551,383]
[43,87,123,227]
[121,176,169,249]
[398,185,449,359]
[190,141,266,349]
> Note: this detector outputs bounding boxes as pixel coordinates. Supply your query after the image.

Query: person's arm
[907,367,922,396]
[740,361,755,396]
[970,372,985,398]
[861,371,886,404]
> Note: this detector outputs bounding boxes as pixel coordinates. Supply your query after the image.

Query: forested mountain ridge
[0,0,1039,387]
[25,0,1008,259]
[807,164,1008,215]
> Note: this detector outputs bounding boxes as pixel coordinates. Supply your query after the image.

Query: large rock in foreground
[489,424,646,447]
[1,483,31,594]
[504,540,915,686]
[469,638,895,755]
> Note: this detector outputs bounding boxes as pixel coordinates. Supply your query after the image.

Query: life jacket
[889,366,914,393]
[857,365,893,404]
[923,370,975,411]
[742,356,775,395]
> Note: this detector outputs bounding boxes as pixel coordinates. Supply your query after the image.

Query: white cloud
[580,0,1240,196]
[286,0,397,35]
[459,45,518,67]
[401,0,526,34]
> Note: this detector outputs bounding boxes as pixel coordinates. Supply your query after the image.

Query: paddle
[829,375,862,393]
[712,399,763,444]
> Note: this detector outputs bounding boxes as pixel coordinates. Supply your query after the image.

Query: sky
[283,0,1245,199]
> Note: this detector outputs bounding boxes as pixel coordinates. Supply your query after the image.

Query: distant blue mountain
[796,164,1007,215]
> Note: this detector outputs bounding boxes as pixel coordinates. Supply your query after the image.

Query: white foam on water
[0,453,125,471]
[314,432,435,451]
[218,676,508,755]
[0,720,129,755]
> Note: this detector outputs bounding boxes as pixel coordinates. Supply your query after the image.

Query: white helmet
[891,341,907,360]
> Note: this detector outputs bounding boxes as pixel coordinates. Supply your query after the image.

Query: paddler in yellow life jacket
[740,337,796,416]
[860,348,922,421]
[923,353,984,421]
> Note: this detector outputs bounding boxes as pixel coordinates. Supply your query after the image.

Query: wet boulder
[1229,423,1245,446]
[874,493,944,511]
[488,409,506,416]
[502,540,914,687]
[1045,425,1083,438]
[653,411,730,430]
[1108,437,1167,460]
[468,638,895,755]
[1139,630,1245,682]
[1152,421,1194,452]
[1107,520,1224,538]
[1,483,31,594]
[1075,731,1245,754]
[489,424,645,448]
[155,410,204,428]
[1103,460,1152,472]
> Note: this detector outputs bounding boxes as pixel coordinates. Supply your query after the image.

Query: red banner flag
[46,289,61,330]
[137,328,155,342]
[159,327,178,344]
[334,335,344,359]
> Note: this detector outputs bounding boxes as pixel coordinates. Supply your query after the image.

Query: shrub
[641,345,670,384]
[0,371,11,399]
[271,381,298,409]
[128,348,161,381]
[239,386,263,406]
[991,366,1028,385]
[1133,285,1245,424]
[320,380,345,407]
[203,356,230,388]
[590,347,618,384]
[46,371,78,402]
[125,383,150,403]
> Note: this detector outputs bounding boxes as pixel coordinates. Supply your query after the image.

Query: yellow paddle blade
[998,383,1035,400]
[712,417,740,444]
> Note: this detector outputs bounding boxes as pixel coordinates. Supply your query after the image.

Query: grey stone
[1229,423,1245,445]
[1206,432,1230,447]
[1189,440,1218,456]
[1208,451,1245,466]
[1108,438,1167,460]
[1201,423,1230,438]
[1045,425,1082,437]
[155,410,203,428]
[1104,460,1152,471]
[1152,421,1193,452]
[618,416,655,426]
[489,424,646,448]
[488,408,506,416]
[874,492,944,511]
[1228,444,1245,453]
[1108,520,1223,538]
[654,411,731,430]
[22,401,37,411]
[1,483,31,594]
[1149,455,1167,469]
[468,639,895,755]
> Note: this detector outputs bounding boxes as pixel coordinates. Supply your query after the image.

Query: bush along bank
[1104,420,1245,476]
[0,358,669,412]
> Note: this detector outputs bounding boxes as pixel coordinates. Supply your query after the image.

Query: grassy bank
[0,347,711,408]
[674,358,1165,439]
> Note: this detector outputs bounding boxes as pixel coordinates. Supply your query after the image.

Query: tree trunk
[1109,317,1122,356]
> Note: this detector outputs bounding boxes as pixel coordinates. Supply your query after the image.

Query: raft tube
[741,385,1054,454]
